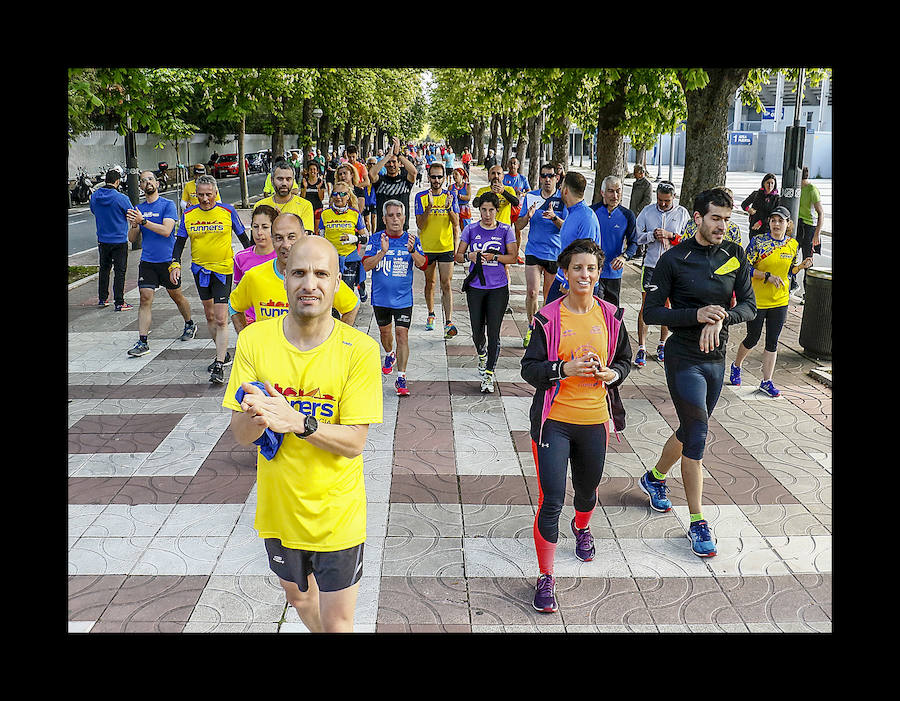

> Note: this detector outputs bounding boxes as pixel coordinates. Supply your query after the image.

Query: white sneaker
[480,372,494,393]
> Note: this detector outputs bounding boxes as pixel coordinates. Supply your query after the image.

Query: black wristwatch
[294,415,318,439]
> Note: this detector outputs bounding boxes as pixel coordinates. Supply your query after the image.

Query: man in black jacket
[637,189,756,558]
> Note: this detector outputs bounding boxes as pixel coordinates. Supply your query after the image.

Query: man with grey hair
[362,199,428,396]
[170,174,252,384]
[589,175,637,307]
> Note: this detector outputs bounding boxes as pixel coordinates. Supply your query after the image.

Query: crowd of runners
[87,137,825,626]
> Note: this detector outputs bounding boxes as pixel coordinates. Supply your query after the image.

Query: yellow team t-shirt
[414,190,458,253]
[222,316,383,551]
[229,258,359,321]
[318,207,367,257]
[180,179,221,206]
[547,303,610,425]
[746,234,798,309]
[475,185,518,225]
[177,202,246,275]
[254,194,315,233]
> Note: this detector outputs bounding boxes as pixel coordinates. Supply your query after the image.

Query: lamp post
[781,69,806,226]
[312,107,323,153]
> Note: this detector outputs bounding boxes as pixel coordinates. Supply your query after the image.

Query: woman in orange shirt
[521,238,633,613]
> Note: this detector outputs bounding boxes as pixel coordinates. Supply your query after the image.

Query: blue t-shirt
[554,201,601,285]
[521,189,567,261]
[503,173,530,193]
[136,197,179,263]
[590,203,637,279]
[364,230,424,309]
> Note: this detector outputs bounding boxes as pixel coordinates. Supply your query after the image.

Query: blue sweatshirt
[90,186,132,244]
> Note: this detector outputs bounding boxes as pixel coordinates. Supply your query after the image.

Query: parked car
[213,153,249,178]
[246,151,265,174]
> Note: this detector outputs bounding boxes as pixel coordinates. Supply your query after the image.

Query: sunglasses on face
[332,191,349,197]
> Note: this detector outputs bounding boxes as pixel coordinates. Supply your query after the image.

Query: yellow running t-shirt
[229,258,359,321]
[474,185,518,225]
[223,316,382,551]
[177,202,246,274]
[547,303,610,425]
[414,190,459,253]
[318,207,367,257]
[254,194,314,233]
[181,179,221,207]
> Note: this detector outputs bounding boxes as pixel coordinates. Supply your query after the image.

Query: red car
[213,153,249,178]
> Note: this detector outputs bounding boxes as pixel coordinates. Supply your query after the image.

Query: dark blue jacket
[589,202,637,279]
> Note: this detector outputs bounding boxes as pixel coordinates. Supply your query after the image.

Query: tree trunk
[472,120,485,164]
[591,85,628,205]
[488,113,500,162]
[515,122,528,171]
[679,67,750,214]
[272,126,285,163]
[238,115,248,208]
[499,114,513,168]
[526,113,543,189]
[551,117,570,171]
[343,122,352,154]
[300,98,312,151]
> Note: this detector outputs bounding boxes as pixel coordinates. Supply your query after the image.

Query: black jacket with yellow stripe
[643,236,756,363]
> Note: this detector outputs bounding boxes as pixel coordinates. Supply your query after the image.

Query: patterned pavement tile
[69,205,832,633]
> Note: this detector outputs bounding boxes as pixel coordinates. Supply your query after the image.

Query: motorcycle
[71,167,93,205]
[154,161,170,190]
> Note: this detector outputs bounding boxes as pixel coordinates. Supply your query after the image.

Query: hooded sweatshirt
[90,186,132,244]
[634,202,692,269]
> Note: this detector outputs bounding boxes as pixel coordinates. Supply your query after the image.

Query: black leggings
[741,305,787,353]
[98,242,128,306]
[533,419,608,542]
[466,285,508,372]
[664,351,724,461]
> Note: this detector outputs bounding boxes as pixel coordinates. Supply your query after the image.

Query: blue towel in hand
[234,381,283,460]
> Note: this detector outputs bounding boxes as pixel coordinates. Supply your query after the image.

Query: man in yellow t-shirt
[180,164,221,210]
[229,213,359,331]
[475,164,520,226]
[170,175,251,384]
[224,235,382,633]
[254,162,314,232]
[414,161,461,339]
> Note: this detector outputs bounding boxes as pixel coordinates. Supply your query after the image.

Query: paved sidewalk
[68,164,832,633]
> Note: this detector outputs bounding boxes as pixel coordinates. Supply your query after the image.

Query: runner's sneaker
[532,573,558,613]
[97,299,111,308]
[179,321,197,341]
[639,471,672,512]
[127,340,150,357]
[570,518,595,562]
[634,348,646,367]
[759,379,781,397]
[688,519,717,557]
[656,343,665,361]
[729,363,741,386]
[444,322,458,339]
[115,303,133,312]
[477,353,487,378]
[382,351,396,375]
[395,375,410,396]
[209,360,225,385]
[480,371,494,393]
[425,313,435,331]
[207,352,232,372]
[523,327,532,348]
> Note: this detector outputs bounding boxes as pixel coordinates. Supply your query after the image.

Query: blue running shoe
[639,471,672,512]
[634,348,646,367]
[425,313,435,331]
[656,343,665,361]
[729,363,742,386]
[394,375,409,396]
[759,379,780,397]
[570,518,595,562]
[532,573,557,613]
[382,351,395,375]
[688,519,717,557]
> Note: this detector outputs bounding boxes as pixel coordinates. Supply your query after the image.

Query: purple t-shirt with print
[461,222,516,290]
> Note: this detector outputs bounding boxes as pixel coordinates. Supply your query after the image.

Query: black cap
[770,206,791,220]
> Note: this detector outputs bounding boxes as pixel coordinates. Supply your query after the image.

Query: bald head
[286,234,339,275]
[283,234,341,320]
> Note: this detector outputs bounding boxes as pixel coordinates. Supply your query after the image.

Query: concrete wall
[623,129,832,178]
[67,131,305,181]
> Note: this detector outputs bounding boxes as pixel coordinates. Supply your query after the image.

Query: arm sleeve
[172,234,187,263]
[725,249,757,326]
[607,320,633,388]
[623,209,638,259]
[633,208,655,245]
[520,322,564,390]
